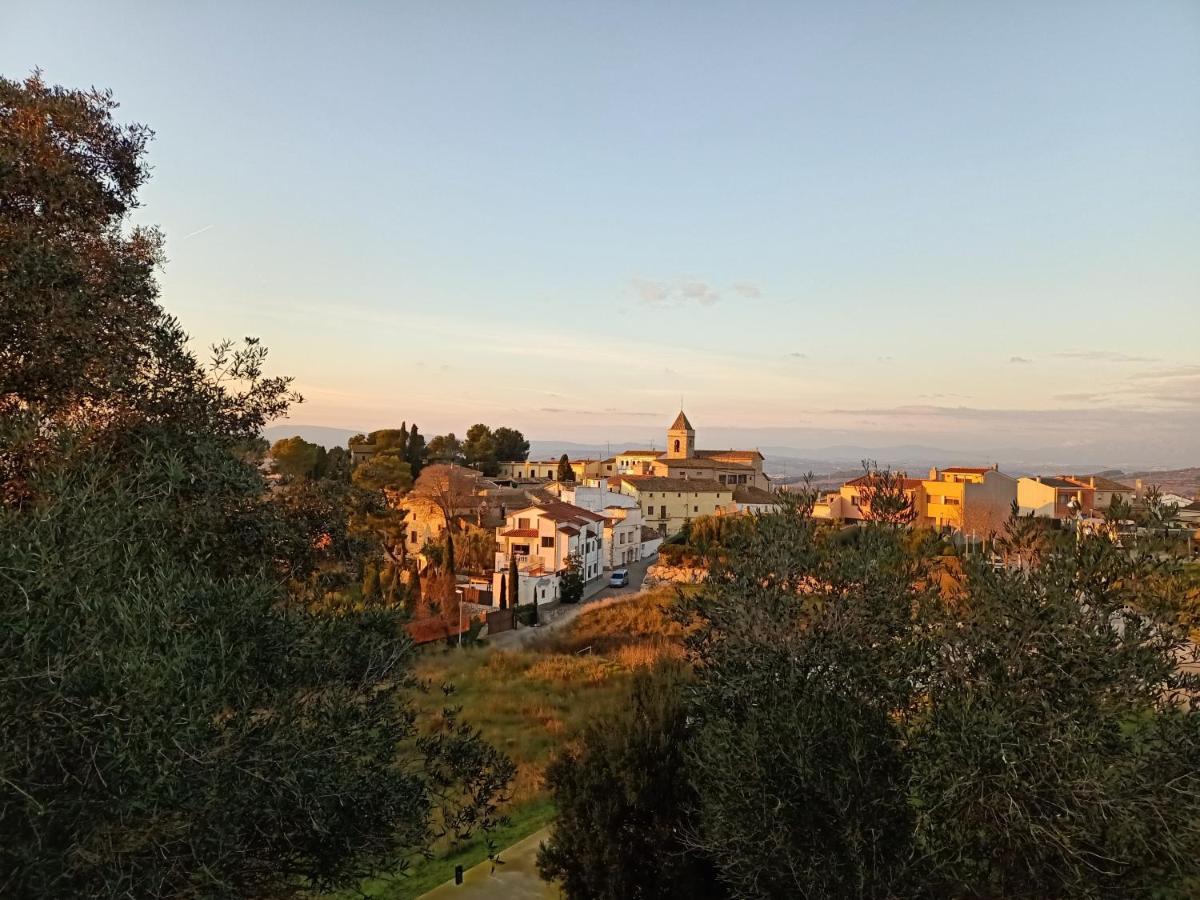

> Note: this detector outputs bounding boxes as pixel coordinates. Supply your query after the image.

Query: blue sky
[6,2,1198,460]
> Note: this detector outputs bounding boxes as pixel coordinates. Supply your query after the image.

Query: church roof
[695,449,764,461]
[668,410,694,432]
[618,476,727,493]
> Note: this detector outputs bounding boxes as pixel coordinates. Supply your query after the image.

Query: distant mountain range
[264,424,363,448]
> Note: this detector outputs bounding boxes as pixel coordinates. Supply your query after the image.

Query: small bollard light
[454,864,464,885]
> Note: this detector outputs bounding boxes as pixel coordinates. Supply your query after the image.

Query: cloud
[540,407,661,418]
[631,277,761,307]
[1127,365,1200,382]
[1052,392,1103,402]
[1010,356,1033,364]
[877,355,893,363]
[732,282,762,299]
[1052,350,1160,363]
[787,352,807,360]
[631,278,721,307]
[603,408,661,418]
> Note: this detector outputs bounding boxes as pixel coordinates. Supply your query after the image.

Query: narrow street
[486,555,654,649]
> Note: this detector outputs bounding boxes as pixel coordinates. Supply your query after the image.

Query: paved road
[418,827,555,900]
[487,556,654,649]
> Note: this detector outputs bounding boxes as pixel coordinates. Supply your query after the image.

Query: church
[612,411,771,490]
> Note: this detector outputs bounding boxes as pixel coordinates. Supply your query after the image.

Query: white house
[554,480,656,566]
[492,501,605,605]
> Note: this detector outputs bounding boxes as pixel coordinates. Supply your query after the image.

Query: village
[340,409,1200,643]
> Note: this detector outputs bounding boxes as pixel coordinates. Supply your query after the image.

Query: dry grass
[532,585,696,657]
[524,654,617,684]
[350,586,696,897]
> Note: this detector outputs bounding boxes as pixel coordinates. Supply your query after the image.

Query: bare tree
[408,465,483,578]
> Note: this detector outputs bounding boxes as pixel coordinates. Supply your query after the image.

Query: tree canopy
[543,495,1200,899]
[0,73,511,897]
[270,435,326,480]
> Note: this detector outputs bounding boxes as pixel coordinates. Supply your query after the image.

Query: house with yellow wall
[612,475,733,537]
[923,466,1017,534]
[1017,476,1095,520]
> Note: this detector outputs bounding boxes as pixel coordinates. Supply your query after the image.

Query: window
[674,439,680,452]
[694,505,699,512]
[517,517,531,529]
[541,536,554,548]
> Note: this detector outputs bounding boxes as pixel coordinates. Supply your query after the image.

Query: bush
[555,503,1200,898]
[538,662,727,900]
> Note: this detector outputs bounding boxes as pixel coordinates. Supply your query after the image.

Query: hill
[1118,467,1200,501]
[263,424,361,449]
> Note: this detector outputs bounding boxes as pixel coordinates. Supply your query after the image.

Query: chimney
[992,463,999,471]
[929,466,939,480]
[1089,476,1095,487]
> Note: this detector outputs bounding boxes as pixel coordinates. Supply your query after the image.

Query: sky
[6,2,1199,463]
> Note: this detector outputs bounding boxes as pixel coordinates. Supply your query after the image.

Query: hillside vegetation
[345,586,692,898]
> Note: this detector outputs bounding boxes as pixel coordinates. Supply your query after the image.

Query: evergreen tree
[559,553,584,604]
[539,663,727,900]
[556,453,575,482]
[492,426,530,462]
[406,423,425,477]
[509,554,520,622]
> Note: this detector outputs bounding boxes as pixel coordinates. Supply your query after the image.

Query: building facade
[613,475,733,537]
[492,501,605,605]
[1017,476,1095,520]
[923,466,1017,533]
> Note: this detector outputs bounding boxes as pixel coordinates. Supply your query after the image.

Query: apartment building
[613,475,733,537]
[923,466,1017,533]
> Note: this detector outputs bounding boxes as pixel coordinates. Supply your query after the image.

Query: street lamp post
[455,586,464,648]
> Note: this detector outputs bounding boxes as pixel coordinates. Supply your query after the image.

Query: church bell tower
[666,410,695,459]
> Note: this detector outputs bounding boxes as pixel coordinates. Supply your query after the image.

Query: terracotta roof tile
[669,410,694,431]
[733,486,780,505]
[619,476,728,493]
[1063,475,1135,492]
[695,449,764,461]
